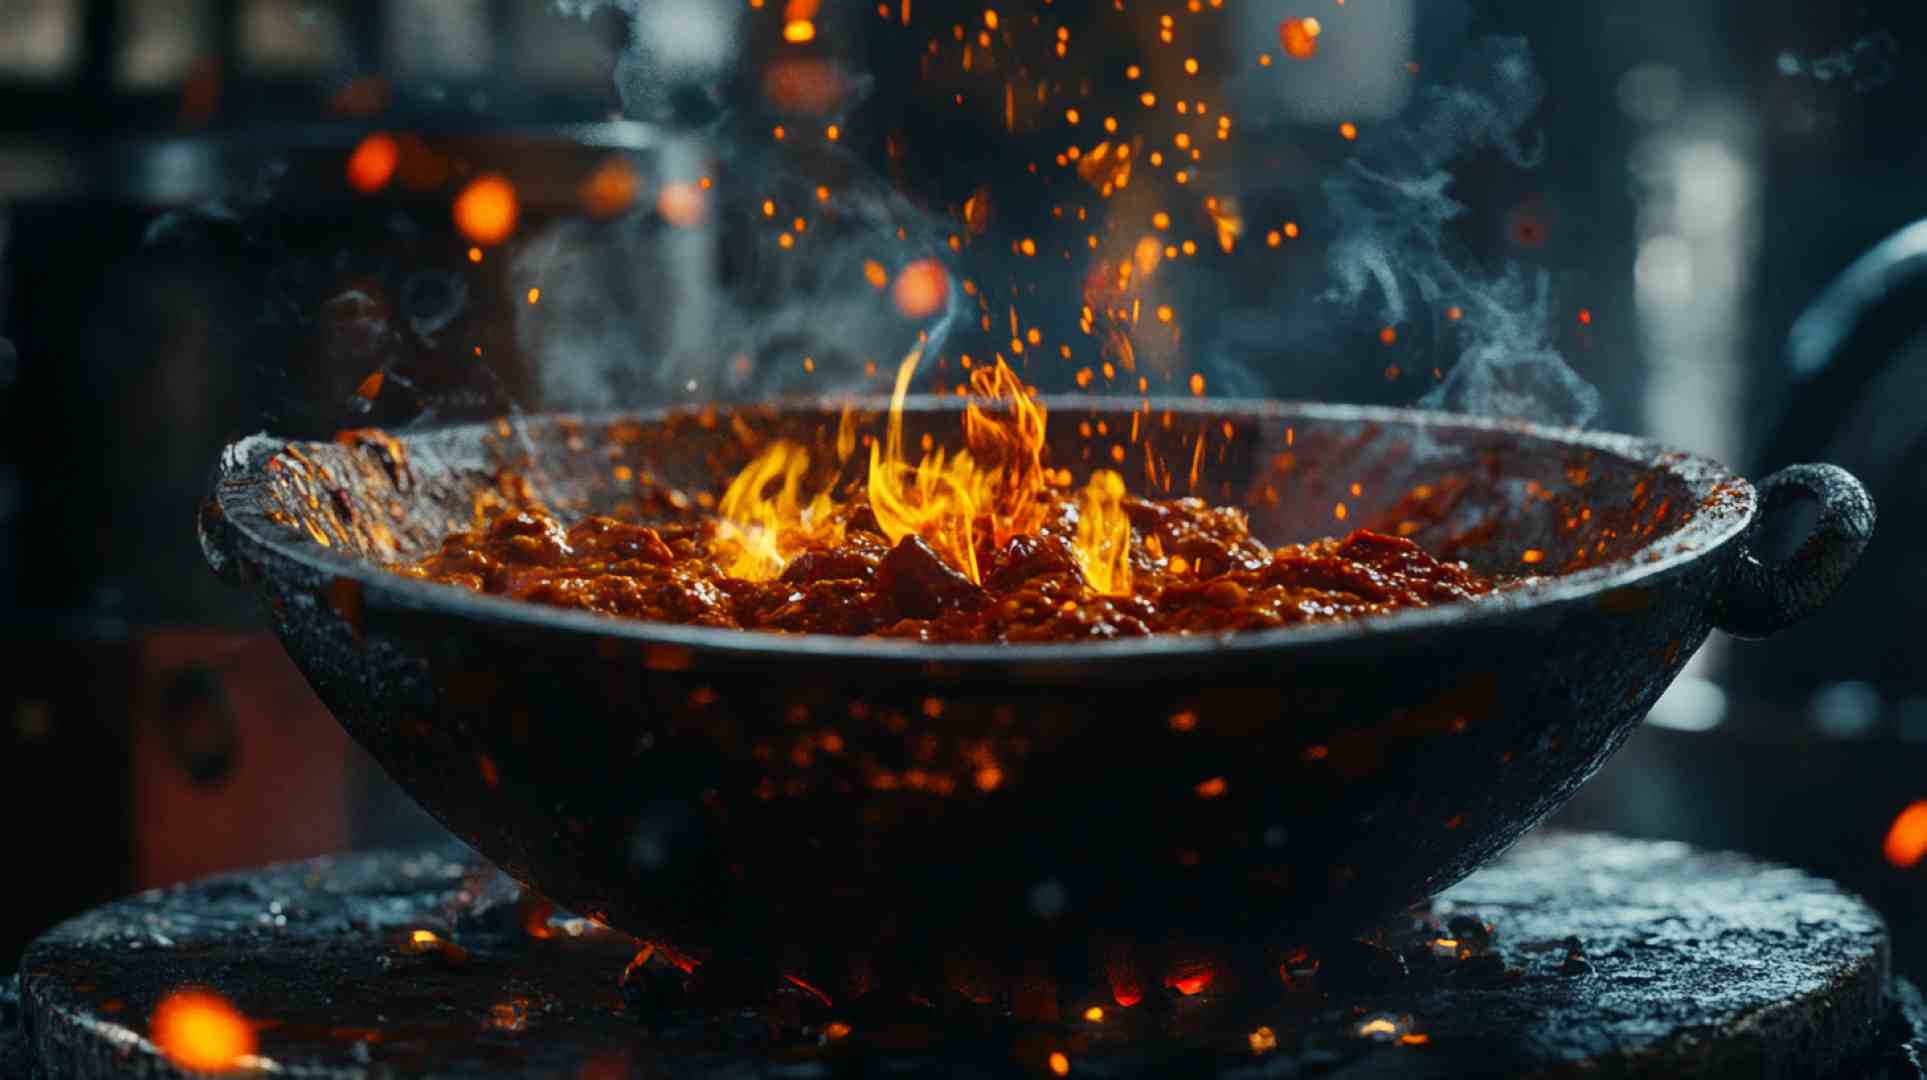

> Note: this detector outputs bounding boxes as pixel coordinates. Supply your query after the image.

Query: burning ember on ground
[150,989,257,1073]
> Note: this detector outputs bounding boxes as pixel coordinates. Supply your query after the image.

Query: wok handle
[1714,464,1875,640]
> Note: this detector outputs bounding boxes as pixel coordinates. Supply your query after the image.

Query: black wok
[200,398,1871,985]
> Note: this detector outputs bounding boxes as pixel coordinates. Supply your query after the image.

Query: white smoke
[1320,35,1599,427]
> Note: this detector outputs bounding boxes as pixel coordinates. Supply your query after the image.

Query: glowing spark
[658,183,707,228]
[1280,17,1321,59]
[581,158,640,217]
[345,133,398,193]
[893,259,950,318]
[1359,1017,1401,1038]
[453,174,518,245]
[1886,801,1927,868]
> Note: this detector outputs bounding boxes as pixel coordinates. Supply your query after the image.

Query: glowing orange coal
[151,989,256,1073]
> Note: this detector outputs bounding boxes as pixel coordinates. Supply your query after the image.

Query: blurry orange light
[453,174,518,246]
[763,58,847,114]
[1339,121,1359,140]
[783,19,816,42]
[1280,17,1320,59]
[151,990,255,1073]
[658,183,707,228]
[1048,1051,1070,1076]
[893,258,950,318]
[1885,801,1927,868]
[581,158,640,218]
[345,133,399,194]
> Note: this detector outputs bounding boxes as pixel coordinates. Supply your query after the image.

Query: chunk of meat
[983,533,1085,592]
[567,516,675,565]
[875,536,986,619]
[780,531,890,585]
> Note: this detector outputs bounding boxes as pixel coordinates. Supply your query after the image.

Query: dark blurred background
[2,0,1925,983]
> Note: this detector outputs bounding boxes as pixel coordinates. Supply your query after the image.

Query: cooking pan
[199,398,1871,986]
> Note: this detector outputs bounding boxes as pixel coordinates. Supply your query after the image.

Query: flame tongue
[868,347,986,582]
[1074,469,1132,596]
[961,354,1049,546]
[719,344,1128,593]
[716,441,840,580]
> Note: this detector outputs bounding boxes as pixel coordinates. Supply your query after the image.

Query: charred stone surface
[14,833,1919,1078]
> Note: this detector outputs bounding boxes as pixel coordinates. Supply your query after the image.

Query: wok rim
[210,397,1757,668]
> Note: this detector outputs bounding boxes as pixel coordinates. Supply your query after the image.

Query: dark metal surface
[1780,218,1927,467]
[15,833,1914,1078]
[198,399,1870,968]
[1715,463,1878,638]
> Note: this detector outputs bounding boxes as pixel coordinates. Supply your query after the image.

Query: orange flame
[1074,470,1131,595]
[717,336,1129,588]
[868,349,988,582]
[716,441,842,580]
[151,989,256,1072]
